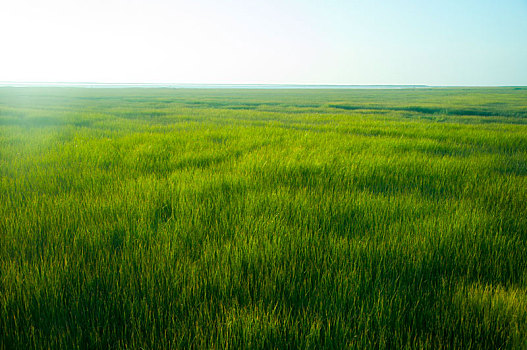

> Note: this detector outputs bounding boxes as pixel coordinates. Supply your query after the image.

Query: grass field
[1,87,526,349]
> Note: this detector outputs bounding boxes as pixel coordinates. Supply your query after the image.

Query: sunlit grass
[1,87,526,348]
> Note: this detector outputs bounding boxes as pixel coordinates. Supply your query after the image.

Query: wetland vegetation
[1,87,526,348]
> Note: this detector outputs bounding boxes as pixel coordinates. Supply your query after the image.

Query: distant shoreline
[0,82,430,89]
[1,83,524,89]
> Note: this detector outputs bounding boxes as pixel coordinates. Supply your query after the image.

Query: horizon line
[1,81,526,89]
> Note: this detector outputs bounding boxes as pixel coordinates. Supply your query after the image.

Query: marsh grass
[0,87,526,349]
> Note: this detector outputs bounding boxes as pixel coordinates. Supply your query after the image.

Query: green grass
[1,87,526,349]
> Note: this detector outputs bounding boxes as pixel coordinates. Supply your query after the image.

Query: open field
[1,87,526,349]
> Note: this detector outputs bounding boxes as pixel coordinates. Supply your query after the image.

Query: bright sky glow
[1,0,526,85]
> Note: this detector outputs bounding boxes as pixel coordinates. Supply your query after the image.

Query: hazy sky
[1,0,526,85]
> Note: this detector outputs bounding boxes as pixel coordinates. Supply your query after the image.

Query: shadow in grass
[174,143,266,171]
[329,104,527,119]
[257,163,468,201]
[393,143,473,158]
[174,151,242,170]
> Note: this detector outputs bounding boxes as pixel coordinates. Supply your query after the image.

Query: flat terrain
[1,87,526,349]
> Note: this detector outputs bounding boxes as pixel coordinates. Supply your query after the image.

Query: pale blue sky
[1,0,526,85]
